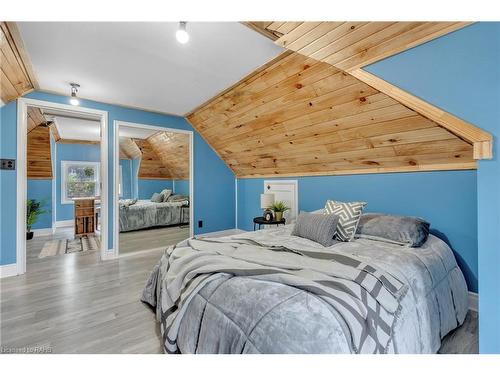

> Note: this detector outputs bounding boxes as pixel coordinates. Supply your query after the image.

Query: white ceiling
[119,126,157,139]
[53,116,101,141]
[17,22,284,116]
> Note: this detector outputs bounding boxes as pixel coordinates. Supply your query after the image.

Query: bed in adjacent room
[142,209,469,354]
[119,197,189,232]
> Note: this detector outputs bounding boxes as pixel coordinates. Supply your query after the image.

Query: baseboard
[32,227,54,236]
[468,292,478,312]
[101,249,117,261]
[56,220,74,228]
[0,263,18,278]
[196,228,245,238]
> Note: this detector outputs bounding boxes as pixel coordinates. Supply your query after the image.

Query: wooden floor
[119,225,190,255]
[1,229,478,354]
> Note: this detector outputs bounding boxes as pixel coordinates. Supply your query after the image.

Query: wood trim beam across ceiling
[349,69,493,159]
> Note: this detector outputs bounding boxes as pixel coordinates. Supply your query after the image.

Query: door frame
[113,120,194,257]
[16,97,109,274]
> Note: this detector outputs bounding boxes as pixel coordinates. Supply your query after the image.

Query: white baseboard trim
[32,228,54,236]
[468,292,478,312]
[101,249,117,261]
[196,228,245,238]
[0,263,18,278]
[56,220,74,228]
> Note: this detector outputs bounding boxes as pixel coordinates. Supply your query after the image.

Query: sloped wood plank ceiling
[188,22,492,178]
[187,51,476,178]
[264,22,470,72]
[147,132,190,179]
[121,131,189,180]
[0,22,38,103]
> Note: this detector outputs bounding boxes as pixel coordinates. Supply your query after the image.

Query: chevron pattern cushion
[324,200,367,242]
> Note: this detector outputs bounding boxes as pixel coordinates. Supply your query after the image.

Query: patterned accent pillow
[291,212,339,247]
[160,189,172,202]
[324,200,367,242]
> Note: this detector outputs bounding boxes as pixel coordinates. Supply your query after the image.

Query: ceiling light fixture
[176,22,189,44]
[69,83,80,105]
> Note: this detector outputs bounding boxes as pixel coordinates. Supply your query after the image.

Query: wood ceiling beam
[349,69,493,159]
[241,22,281,41]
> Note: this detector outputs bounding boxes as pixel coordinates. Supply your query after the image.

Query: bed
[119,199,189,232]
[142,225,468,354]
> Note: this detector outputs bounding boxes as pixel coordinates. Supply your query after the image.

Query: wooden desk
[73,198,95,237]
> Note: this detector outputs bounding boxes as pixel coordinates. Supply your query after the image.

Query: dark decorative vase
[26,231,34,240]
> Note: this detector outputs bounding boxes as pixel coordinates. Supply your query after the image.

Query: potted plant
[269,201,290,221]
[26,199,49,240]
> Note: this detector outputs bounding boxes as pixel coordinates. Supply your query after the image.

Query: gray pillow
[160,189,172,202]
[355,213,430,247]
[167,194,189,203]
[291,212,339,247]
[150,193,163,203]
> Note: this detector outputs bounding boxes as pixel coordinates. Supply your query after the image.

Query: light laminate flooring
[119,225,190,255]
[1,229,478,354]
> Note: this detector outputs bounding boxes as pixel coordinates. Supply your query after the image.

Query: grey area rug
[39,236,100,258]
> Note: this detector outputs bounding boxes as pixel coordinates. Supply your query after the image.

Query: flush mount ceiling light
[69,83,80,105]
[176,22,189,44]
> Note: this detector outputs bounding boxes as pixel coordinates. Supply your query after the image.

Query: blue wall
[27,179,52,229]
[56,142,100,221]
[0,102,18,265]
[237,171,478,292]
[174,179,190,196]
[0,91,236,266]
[138,179,173,200]
[365,22,500,353]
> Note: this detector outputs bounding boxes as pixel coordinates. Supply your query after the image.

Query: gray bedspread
[119,200,189,232]
[142,226,468,354]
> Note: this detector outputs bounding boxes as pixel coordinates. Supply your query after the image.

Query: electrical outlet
[0,159,16,170]
[198,220,203,228]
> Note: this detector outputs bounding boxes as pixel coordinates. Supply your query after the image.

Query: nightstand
[253,217,286,231]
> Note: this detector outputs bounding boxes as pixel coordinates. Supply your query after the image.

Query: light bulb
[69,83,80,105]
[176,22,189,44]
[176,29,189,44]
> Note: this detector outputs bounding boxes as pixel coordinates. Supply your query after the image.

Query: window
[61,161,100,204]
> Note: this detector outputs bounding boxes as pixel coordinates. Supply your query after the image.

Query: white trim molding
[0,263,18,278]
[468,291,478,312]
[32,228,55,236]
[56,220,74,228]
[16,97,109,275]
[113,120,194,258]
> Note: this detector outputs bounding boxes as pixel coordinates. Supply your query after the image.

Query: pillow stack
[324,200,367,242]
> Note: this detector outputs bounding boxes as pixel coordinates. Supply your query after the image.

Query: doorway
[113,121,193,257]
[16,98,108,274]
